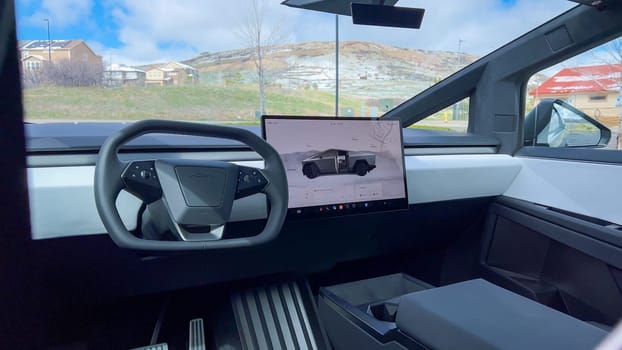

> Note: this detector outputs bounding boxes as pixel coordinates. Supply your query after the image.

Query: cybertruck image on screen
[302,149,376,179]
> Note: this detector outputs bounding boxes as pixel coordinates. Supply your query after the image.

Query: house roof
[18,40,32,49]
[105,64,145,73]
[21,40,76,50]
[530,64,621,95]
[165,61,197,71]
[22,54,48,61]
[20,40,100,58]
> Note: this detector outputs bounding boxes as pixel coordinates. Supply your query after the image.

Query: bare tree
[43,60,103,87]
[21,60,103,88]
[237,0,288,116]
[21,67,45,88]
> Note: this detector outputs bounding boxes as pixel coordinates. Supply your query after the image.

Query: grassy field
[23,85,365,122]
[22,84,469,132]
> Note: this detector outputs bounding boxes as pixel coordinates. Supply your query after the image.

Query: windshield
[16,0,574,129]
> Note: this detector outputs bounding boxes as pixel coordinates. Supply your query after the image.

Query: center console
[318,273,432,349]
[319,274,608,350]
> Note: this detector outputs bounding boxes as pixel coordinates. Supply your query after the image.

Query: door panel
[504,157,622,225]
[480,199,622,327]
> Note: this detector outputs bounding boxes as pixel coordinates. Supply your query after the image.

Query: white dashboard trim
[28,166,141,240]
[28,155,522,240]
[406,154,521,204]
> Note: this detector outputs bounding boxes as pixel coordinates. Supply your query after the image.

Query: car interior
[2,0,622,349]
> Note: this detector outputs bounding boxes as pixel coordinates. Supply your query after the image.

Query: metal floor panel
[231,282,320,350]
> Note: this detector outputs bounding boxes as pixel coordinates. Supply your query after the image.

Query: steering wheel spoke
[235,165,268,199]
[121,160,162,203]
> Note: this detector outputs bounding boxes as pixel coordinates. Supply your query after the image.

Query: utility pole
[335,14,339,117]
[452,38,464,120]
[458,38,464,67]
[44,18,51,62]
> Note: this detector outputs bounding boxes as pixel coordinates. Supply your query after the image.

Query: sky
[15,0,577,66]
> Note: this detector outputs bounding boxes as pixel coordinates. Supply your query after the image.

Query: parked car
[302,149,376,178]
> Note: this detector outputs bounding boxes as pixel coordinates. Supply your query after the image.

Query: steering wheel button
[124,170,139,179]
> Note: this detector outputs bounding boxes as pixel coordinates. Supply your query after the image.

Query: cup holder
[367,299,400,322]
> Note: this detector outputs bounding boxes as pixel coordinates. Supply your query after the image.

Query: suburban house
[529,63,621,126]
[162,61,199,85]
[103,64,146,87]
[145,61,199,86]
[19,40,103,72]
[21,54,47,71]
[145,67,171,86]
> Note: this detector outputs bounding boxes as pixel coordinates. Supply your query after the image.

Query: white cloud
[334,0,575,54]
[539,38,622,78]
[100,0,302,65]
[25,0,93,29]
[93,0,576,65]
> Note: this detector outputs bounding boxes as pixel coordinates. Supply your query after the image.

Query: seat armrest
[396,279,607,350]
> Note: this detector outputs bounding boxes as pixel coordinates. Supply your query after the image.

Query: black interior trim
[0,4,34,348]
[490,200,622,269]
[26,124,500,154]
[497,197,622,249]
[384,4,622,154]
[480,199,622,326]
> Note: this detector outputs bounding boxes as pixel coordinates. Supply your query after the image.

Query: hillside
[182,41,479,99]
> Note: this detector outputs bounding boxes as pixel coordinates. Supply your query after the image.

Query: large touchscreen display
[263,116,408,218]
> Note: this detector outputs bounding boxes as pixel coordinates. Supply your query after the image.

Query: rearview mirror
[524,99,611,148]
[281,0,425,30]
[281,0,398,16]
[351,3,425,29]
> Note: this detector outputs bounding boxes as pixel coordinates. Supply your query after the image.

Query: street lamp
[335,14,339,117]
[43,18,51,62]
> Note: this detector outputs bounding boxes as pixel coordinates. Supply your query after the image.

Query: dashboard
[23,122,527,302]
[26,122,520,241]
[28,152,521,240]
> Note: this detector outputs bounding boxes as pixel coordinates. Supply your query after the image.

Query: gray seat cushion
[395,279,607,350]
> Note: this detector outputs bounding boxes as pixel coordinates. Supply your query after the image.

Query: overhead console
[263,116,408,219]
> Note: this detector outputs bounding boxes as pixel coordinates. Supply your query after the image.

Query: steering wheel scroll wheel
[94,120,288,251]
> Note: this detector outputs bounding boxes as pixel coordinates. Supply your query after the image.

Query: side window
[526,36,621,150]
[409,97,469,133]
